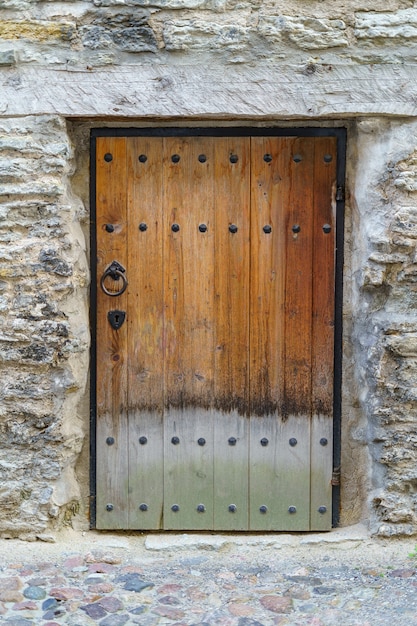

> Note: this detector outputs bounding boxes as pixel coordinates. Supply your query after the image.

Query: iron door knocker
[100,260,128,296]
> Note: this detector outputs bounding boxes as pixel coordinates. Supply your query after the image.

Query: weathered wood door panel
[94,133,338,531]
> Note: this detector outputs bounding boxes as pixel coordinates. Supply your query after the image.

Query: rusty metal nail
[139,436,148,445]
[289,438,297,447]
[104,153,112,162]
[106,437,115,446]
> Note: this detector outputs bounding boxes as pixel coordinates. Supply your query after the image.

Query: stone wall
[1,0,417,537]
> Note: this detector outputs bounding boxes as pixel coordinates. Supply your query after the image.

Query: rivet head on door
[289,438,298,447]
[292,224,301,233]
[171,504,180,512]
[323,154,333,163]
[139,503,148,511]
[139,223,148,232]
[288,506,297,514]
[229,154,238,164]
[198,154,207,163]
[228,437,237,446]
[322,224,331,234]
[105,223,114,233]
[171,223,180,232]
[229,224,238,234]
[197,504,206,513]
[318,506,327,514]
[293,154,302,163]
[138,154,147,163]
[171,154,180,163]
[263,225,272,234]
[263,154,273,163]
[320,438,328,446]
[259,505,268,514]
[260,438,269,447]
[199,224,207,233]
[104,153,113,162]
[197,438,206,446]
[171,436,180,445]
[106,504,114,511]
[106,437,115,446]
[139,436,148,445]
[228,504,237,513]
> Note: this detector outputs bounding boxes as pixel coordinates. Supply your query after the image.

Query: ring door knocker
[100,260,128,296]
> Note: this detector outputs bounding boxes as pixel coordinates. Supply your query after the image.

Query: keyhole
[114,314,119,325]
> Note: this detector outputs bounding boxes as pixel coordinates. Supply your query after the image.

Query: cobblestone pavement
[0,526,416,626]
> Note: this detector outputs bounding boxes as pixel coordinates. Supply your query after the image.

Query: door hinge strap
[331,466,341,486]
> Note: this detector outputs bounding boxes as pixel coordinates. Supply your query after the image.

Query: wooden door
[94,133,338,531]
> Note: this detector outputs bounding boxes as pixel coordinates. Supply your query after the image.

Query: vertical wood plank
[249,137,312,530]
[213,137,250,530]
[163,137,215,530]
[126,137,164,529]
[310,137,337,530]
[95,137,129,529]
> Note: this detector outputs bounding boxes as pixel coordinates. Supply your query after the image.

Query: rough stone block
[258,15,348,49]
[355,10,417,43]
[163,19,250,51]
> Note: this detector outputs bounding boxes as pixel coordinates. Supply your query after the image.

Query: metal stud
[324,154,333,163]
[263,154,273,163]
[171,504,180,512]
[139,503,148,511]
[171,436,180,445]
[288,506,297,514]
[106,437,115,446]
[198,154,207,163]
[263,225,272,234]
[197,504,206,513]
[171,154,180,163]
[289,438,298,447]
[259,505,268,514]
[228,437,237,446]
[199,224,207,233]
[322,224,331,234]
[260,438,269,447]
[106,504,114,511]
[229,224,238,234]
[171,223,180,232]
[293,154,302,163]
[138,154,147,163]
[139,223,148,232]
[320,438,328,446]
[104,153,113,162]
[198,438,206,446]
[230,154,238,164]
[105,223,114,233]
[139,436,148,445]
[228,504,237,513]
[292,224,301,233]
[318,506,327,514]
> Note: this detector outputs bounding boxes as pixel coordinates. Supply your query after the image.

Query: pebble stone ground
[0,525,416,626]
